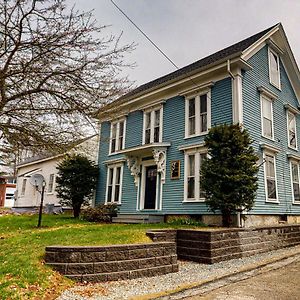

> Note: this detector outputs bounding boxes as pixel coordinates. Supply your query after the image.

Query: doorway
[143,165,157,210]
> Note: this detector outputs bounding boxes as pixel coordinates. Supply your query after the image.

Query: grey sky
[71,0,300,86]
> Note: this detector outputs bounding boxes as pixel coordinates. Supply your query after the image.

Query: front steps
[112,214,164,224]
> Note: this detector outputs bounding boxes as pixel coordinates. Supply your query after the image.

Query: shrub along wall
[147,224,300,264]
[45,242,178,282]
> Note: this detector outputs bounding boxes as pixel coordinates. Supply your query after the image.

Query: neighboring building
[96,23,300,227]
[15,135,98,209]
[0,176,16,208]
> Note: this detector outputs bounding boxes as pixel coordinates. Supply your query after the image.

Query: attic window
[268,48,281,89]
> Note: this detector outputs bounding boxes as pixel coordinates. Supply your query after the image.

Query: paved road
[186,260,300,300]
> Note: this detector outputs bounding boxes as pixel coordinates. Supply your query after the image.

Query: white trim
[139,160,159,210]
[105,163,124,205]
[179,81,215,96]
[284,104,300,115]
[263,151,279,203]
[103,158,126,165]
[287,153,300,161]
[257,86,278,100]
[260,143,281,153]
[260,94,275,141]
[109,118,127,154]
[178,142,205,151]
[287,110,298,150]
[290,161,300,205]
[268,47,281,90]
[267,38,284,55]
[185,90,211,139]
[232,69,243,124]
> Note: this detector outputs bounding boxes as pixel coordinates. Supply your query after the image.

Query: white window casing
[290,161,300,204]
[109,118,126,154]
[105,163,123,204]
[185,90,211,138]
[261,94,275,140]
[47,174,55,194]
[268,47,281,89]
[184,148,207,202]
[287,110,297,150]
[263,151,278,203]
[142,106,163,144]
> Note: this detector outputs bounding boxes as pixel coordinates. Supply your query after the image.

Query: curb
[130,245,300,300]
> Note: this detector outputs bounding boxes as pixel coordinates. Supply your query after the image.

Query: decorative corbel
[153,148,166,183]
[126,156,141,187]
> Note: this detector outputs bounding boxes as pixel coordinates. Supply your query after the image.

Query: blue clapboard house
[96,23,300,227]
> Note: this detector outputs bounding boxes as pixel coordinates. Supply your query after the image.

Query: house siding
[243,45,300,215]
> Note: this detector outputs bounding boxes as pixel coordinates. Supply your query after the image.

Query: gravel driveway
[57,245,300,300]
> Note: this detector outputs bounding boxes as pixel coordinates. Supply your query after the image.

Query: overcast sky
[70,0,300,87]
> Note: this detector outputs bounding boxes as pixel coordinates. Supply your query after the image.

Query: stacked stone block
[45,242,178,282]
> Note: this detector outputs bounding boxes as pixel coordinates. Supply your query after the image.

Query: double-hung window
[268,47,281,89]
[47,174,55,193]
[290,161,300,204]
[184,150,207,202]
[287,111,297,149]
[185,91,211,138]
[110,119,126,154]
[264,152,278,202]
[21,179,27,196]
[261,95,274,140]
[143,107,163,144]
[106,164,123,204]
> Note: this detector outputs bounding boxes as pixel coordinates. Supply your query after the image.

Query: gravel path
[57,245,300,300]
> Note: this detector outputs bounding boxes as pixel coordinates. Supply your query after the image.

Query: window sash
[21,179,27,196]
[185,151,207,201]
[110,120,125,153]
[269,49,280,87]
[291,162,300,202]
[106,166,122,203]
[265,154,277,201]
[143,108,162,144]
[48,174,55,193]
[288,112,297,149]
[186,93,209,137]
[261,96,274,139]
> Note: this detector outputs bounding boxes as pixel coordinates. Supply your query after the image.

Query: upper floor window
[264,152,278,202]
[143,107,163,144]
[184,150,207,202]
[268,48,281,89]
[110,119,126,154]
[287,111,297,149]
[290,161,300,204]
[261,95,274,140]
[185,91,211,138]
[106,164,123,204]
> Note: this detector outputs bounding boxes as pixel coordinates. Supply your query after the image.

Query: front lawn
[0,213,188,299]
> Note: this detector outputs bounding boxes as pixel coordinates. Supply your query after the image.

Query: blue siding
[243,45,300,215]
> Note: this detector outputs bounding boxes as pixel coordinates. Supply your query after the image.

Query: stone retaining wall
[45,242,178,282]
[147,225,300,264]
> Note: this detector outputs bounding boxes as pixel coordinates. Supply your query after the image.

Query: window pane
[292,163,299,182]
[115,167,121,184]
[111,124,117,152]
[199,153,207,199]
[263,98,272,119]
[114,185,120,203]
[108,168,114,185]
[270,51,279,85]
[154,127,160,143]
[48,174,54,193]
[266,155,275,177]
[107,186,113,202]
[267,179,277,199]
[288,113,296,148]
[263,117,272,138]
[189,155,195,176]
[189,117,195,135]
[112,124,117,138]
[145,129,151,144]
[119,121,124,136]
[200,114,207,132]
[189,98,195,117]
[200,95,207,113]
[188,178,195,199]
[293,183,300,202]
[145,112,151,129]
[154,110,160,126]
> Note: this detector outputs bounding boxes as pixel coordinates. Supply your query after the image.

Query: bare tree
[0,0,134,154]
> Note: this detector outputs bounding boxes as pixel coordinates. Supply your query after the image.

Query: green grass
[0,213,195,300]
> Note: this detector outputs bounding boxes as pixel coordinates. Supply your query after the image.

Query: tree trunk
[222,210,231,227]
[73,203,81,218]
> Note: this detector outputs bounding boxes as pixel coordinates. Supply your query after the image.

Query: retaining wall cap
[45,242,175,252]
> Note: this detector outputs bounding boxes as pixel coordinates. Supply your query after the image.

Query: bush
[167,216,207,227]
[81,204,118,223]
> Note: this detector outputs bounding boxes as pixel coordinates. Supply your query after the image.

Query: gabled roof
[116,23,279,103]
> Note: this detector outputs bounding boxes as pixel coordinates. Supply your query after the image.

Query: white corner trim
[284,104,300,115]
[257,86,278,100]
[260,143,281,153]
[232,69,243,124]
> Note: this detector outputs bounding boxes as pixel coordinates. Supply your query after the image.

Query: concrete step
[112,214,164,224]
